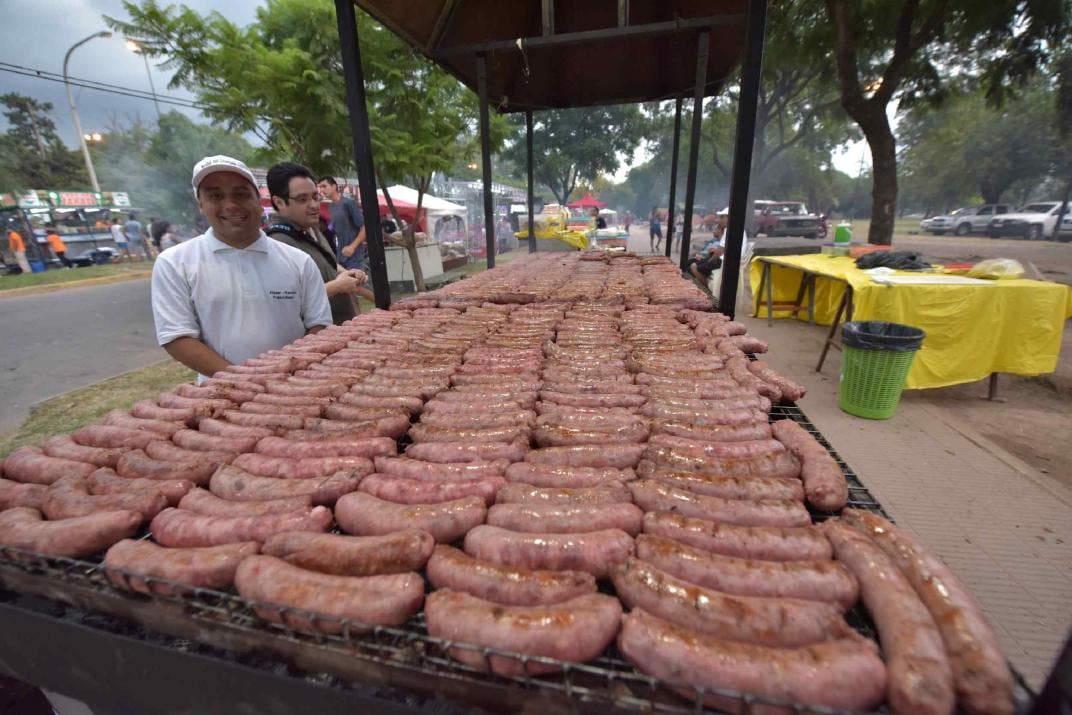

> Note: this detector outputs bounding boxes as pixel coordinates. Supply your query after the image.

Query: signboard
[105,191,132,207]
[47,191,103,208]
[14,191,47,209]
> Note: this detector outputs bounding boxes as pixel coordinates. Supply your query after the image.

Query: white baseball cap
[191,155,257,194]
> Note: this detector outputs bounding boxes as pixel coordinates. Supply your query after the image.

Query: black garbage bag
[841,321,925,352]
[855,250,931,270]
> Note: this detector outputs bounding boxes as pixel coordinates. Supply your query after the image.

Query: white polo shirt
[151,229,331,378]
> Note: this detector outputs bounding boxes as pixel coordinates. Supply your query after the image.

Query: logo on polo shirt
[269,290,298,300]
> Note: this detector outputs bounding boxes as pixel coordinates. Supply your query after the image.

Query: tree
[0,93,87,192]
[505,106,647,206]
[108,0,509,291]
[822,0,1068,244]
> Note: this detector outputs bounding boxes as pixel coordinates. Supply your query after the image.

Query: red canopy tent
[567,193,607,209]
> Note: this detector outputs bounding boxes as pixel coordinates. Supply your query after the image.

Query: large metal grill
[0,405,1034,715]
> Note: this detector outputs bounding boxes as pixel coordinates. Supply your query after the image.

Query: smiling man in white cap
[150,155,332,379]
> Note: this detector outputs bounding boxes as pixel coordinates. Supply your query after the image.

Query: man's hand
[341,242,357,258]
[346,269,367,285]
[326,272,362,296]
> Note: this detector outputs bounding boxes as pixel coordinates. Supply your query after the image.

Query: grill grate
[0,401,1029,715]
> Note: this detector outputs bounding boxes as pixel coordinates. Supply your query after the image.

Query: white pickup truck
[986,202,1069,240]
[919,204,1011,236]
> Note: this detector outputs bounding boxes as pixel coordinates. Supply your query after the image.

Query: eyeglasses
[288,192,322,204]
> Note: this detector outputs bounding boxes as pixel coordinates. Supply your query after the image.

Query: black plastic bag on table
[854,251,931,271]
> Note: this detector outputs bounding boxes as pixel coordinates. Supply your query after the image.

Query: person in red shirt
[45,224,72,268]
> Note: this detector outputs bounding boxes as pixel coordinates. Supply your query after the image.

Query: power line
[0,61,206,110]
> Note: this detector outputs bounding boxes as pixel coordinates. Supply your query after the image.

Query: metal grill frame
[0,405,1035,715]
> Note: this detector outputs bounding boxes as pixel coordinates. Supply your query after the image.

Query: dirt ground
[782,233,1072,485]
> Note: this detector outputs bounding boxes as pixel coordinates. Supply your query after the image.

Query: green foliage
[0,93,87,192]
[505,106,647,206]
[899,87,1057,210]
[91,111,255,225]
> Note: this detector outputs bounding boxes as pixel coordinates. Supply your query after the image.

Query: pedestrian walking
[151,155,331,380]
[317,176,374,304]
[45,224,72,268]
[124,213,149,260]
[110,218,132,262]
[649,206,663,254]
[6,226,31,273]
[623,210,633,235]
[159,223,181,251]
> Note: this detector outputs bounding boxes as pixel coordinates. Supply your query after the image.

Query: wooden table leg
[987,373,999,400]
[765,263,774,327]
[752,261,768,319]
[807,274,817,324]
[790,273,809,322]
[817,287,849,373]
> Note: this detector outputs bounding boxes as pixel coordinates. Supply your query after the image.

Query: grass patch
[0,263,151,292]
[0,360,194,455]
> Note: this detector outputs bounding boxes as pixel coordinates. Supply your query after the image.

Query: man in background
[5,224,31,273]
[110,217,132,262]
[45,224,72,268]
[317,176,374,303]
[266,162,366,324]
[123,213,149,260]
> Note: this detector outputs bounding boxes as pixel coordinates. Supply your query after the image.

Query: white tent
[383,185,467,241]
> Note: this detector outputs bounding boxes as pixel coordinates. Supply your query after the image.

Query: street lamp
[126,39,162,122]
[64,30,112,194]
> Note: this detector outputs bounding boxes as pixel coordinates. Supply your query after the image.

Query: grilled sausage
[209,464,362,505]
[629,480,811,528]
[404,440,528,464]
[197,418,275,441]
[41,477,168,522]
[172,429,257,455]
[636,534,857,610]
[495,482,632,506]
[0,507,140,558]
[262,530,435,576]
[0,478,46,510]
[373,457,509,480]
[425,589,621,676]
[523,444,645,469]
[231,453,373,480]
[408,424,530,444]
[145,440,236,466]
[636,451,801,480]
[255,435,397,459]
[822,520,954,715]
[235,555,424,633]
[178,488,312,516]
[843,509,1012,715]
[426,544,596,606]
[131,399,197,425]
[642,512,832,561]
[771,420,847,512]
[104,540,258,596]
[357,473,502,505]
[150,506,332,547]
[648,471,804,502]
[43,435,127,469]
[101,409,184,437]
[487,502,643,535]
[619,608,887,715]
[463,524,633,578]
[239,401,323,418]
[116,450,217,486]
[335,492,486,543]
[649,419,772,443]
[503,462,636,488]
[613,558,850,647]
[85,467,192,505]
[2,446,96,484]
[221,410,305,430]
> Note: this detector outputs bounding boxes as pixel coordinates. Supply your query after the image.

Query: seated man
[687,211,749,287]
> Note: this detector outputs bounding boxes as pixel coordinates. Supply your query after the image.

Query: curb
[0,270,152,299]
[21,358,179,421]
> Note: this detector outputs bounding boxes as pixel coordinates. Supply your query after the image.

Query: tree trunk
[857,109,897,245]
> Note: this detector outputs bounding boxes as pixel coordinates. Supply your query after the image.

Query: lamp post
[63,30,111,194]
[126,39,162,122]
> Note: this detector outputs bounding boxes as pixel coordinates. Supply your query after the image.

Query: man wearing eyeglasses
[265,162,366,324]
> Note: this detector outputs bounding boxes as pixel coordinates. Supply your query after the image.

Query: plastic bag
[855,251,931,270]
[966,258,1024,280]
[842,321,925,352]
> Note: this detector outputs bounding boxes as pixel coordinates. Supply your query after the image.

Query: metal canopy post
[665,96,683,258]
[678,31,710,272]
[526,110,536,253]
[477,53,496,269]
[717,0,768,318]
[334,0,390,308]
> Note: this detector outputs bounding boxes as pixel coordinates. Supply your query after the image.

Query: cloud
[3,0,262,149]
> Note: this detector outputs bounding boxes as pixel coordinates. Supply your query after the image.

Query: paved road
[0,278,162,433]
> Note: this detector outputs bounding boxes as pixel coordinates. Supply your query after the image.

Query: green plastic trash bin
[839,321,925,420]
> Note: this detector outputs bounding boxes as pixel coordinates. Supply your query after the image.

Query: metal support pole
[141,52,162,122]
[678,32,709,273]
[64,32,110,194]
[526,110,536,253]
[334,0,390,308]
[477,53,496,269]
[717,0,768,318]
[665,96,683,258]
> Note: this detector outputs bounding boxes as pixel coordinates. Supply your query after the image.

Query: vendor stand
[752,254,1072,390]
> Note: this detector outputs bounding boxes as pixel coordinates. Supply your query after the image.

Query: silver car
[920,204,1011,236]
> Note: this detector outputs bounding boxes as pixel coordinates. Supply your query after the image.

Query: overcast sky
[4,0,868,181]
[2,0,261,146]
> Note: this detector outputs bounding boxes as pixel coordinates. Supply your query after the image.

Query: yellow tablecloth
[750,255,1072,389]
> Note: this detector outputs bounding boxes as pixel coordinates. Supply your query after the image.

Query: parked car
[753,200,822,238]
[1058,212,1072,243]
[919,204,1011,236]
[987,202,1068,240]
